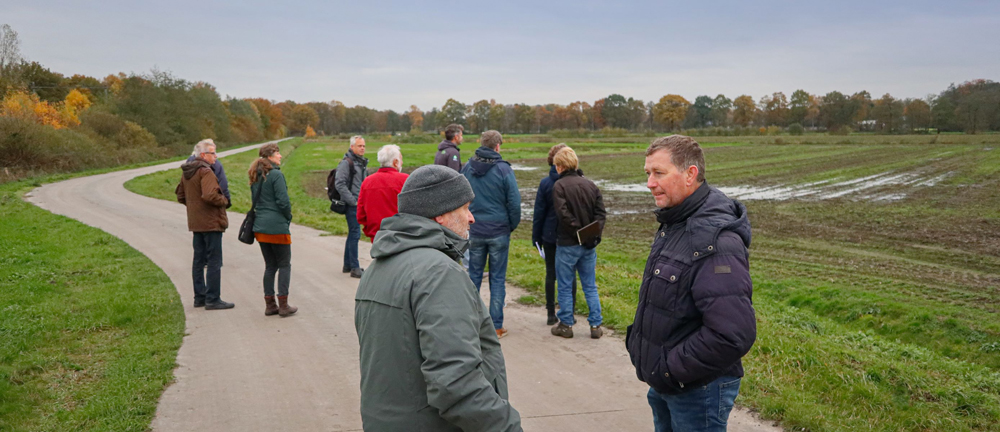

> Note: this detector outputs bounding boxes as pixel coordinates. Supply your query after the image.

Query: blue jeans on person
[344,205,360,270]
[192,232,223,304]
[468,234,510,329]
[555,245,602,327]
[647,376,741,432]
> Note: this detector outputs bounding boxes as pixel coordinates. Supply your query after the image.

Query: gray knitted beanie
[398,164,475,218]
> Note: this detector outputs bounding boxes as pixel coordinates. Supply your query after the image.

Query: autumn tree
[288,104,319,135]
[871,93,904,133]
[653,94,690,131]
[304,125,317,139]
[489,100,506,131]
[819,91,856,131]
[732,95,757,127]
[407,105,423,130]
[904,99,931,131]
[468,99,491,133]
[762,92,789,126]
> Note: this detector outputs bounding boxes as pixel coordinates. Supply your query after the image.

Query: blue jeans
[344,205,360,270]
[555,245,602,327]
[468,234,510,329]
[647,376,741,432]
[192,232,223,304]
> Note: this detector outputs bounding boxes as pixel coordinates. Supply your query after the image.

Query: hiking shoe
[350,268,364,278]
[194,298,206,308]
[205,300,235,310]
[342,266,351,273]
[551,323,573,338]
[590,325,604,339]
[496,328,508,339]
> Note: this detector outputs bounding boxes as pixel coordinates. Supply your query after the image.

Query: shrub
[830,125,854,136]
[788,123,805,135]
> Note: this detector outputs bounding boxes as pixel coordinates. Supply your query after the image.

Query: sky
[4,0,999,111]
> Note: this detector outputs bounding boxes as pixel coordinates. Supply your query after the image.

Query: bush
[788,123,805,135]
[830,125,854,136]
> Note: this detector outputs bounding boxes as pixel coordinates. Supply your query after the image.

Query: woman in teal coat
[248,143,297,317]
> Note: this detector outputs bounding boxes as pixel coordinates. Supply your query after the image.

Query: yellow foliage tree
[1,90,71,128]
[653,94,691,131]
[304,125,317,139]
[65,89,92,112]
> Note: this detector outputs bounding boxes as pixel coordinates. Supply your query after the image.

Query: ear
[686,165,699,186]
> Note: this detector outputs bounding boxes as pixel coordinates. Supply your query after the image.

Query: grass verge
[0,177,184,431]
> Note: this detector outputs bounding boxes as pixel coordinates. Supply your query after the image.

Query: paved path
[27,140,781,432]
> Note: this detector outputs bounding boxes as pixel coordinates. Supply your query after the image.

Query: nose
[646,174,657,190]
[467,211,475,225]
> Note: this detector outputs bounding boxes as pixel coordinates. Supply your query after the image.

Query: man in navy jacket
[627,135,756,432]
[461,130,520,339]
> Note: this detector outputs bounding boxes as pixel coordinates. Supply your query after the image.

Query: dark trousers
[344,205,360,270]
[192,232,223,304]
[259,242,291,297]
[543,242,575,314]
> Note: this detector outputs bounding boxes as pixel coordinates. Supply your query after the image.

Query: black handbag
[238,176,265,245]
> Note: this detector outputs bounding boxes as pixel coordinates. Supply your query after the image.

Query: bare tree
[0,24,23,77]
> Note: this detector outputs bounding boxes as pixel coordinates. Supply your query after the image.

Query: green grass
[0,178,185,431]
[127,135,1000,431]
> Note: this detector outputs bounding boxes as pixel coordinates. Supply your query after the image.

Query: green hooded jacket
[250,164,292,235]
[354,213,522,432]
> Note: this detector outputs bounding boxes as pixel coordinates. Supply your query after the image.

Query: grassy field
[126,136,1000,431]
[0,176,185,431]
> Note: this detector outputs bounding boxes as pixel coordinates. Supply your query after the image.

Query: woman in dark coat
[248,143,297,317]
[532,143,576,325]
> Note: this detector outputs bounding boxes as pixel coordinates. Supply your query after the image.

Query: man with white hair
[175,139,235,310]
[335,135,369,278]
[357,144,408,242]
[185,138,231,207]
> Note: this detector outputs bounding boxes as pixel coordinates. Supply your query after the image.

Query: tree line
[2,22,999,180]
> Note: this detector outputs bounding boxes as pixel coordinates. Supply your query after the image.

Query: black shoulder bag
[329,156,355,215]
[238,174,265,245]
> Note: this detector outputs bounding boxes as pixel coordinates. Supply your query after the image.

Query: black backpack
[327,157,355,214]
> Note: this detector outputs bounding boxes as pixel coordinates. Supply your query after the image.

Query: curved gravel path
[26,140,780,432]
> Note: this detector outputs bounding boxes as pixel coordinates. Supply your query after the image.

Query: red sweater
[357,167,409,241]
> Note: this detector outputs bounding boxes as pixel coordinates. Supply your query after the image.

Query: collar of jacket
[181,157,212,179]
[346,149,368,165]
[371,213,470,261]
[438,140,459,151]
[558,168,584,179]
[655,181,710,225]
[473,146,502,161]
[376,167,399,174]
[548,165,559,178]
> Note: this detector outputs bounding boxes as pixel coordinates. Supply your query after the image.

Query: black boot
[546,307,558,325]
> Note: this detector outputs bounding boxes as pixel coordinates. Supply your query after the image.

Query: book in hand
[576,220,602,249]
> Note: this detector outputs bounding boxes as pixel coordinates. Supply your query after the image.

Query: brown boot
[277,296,298,317]
[264,296,279,316]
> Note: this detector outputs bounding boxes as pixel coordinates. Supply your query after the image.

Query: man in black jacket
[434,124,464,172]
[549,147,606,339]
[627,135,756,432]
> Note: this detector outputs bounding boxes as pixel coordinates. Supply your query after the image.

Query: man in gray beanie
[354,164,522,432]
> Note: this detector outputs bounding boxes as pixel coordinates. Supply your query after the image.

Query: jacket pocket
[647,261,686,312]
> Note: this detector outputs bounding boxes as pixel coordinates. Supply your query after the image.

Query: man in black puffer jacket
[627,135,756,432]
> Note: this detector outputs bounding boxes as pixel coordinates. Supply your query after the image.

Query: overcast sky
[4,0,999,111]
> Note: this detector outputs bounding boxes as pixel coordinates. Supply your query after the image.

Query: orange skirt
[255,233,292,245]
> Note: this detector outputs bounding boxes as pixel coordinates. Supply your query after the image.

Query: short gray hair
[350,135,364,147]
[377,144,402,168]
[192,138,216,157]
[480,130,502,150]
[646,135,706,183]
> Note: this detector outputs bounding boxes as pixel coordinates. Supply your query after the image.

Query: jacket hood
[181,158,212,180]
[370,213,469,261]
[656,183,751,256]
[437,140,459,151]
[467,147,508,177]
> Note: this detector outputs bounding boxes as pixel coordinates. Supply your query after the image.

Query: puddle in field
[594,170,954,202]
[509,163,539,171]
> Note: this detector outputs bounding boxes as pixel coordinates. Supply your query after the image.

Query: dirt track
[26,140,780,431]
